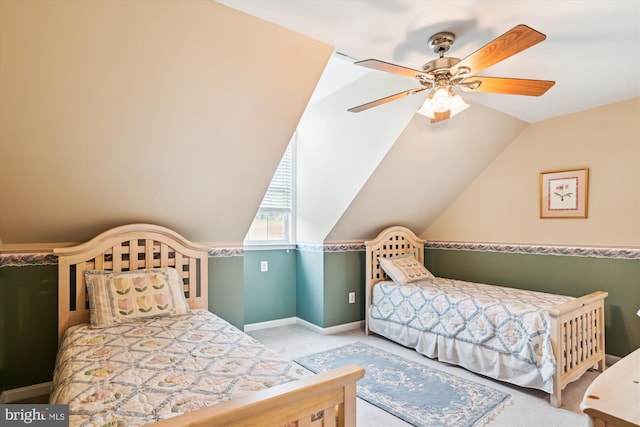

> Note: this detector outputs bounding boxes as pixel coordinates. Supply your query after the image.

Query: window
[245,139,294,245]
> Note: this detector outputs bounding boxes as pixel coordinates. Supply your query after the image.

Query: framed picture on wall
[540,168,589,218]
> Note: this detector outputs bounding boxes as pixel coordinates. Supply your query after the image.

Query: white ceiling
[218,0,640,123]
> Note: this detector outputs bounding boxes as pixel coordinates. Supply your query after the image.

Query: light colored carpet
[249,324,598,427]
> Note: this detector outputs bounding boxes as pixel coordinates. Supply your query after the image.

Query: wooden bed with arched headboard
[365,225,607,408]
[52,223,363,427]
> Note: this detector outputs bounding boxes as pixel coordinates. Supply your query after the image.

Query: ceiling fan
[348,24,555,123]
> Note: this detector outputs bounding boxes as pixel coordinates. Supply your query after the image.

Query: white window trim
[244,135,296,247]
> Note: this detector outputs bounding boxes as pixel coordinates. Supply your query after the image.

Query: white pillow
[378,254,434,285]
[85,267,190,328]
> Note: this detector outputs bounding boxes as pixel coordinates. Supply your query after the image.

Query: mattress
[50,309,308,426]
[369,277,573,391]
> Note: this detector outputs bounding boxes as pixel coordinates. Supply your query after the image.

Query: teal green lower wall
[244,249,296,324]
[323,251,365,327]
[425,249,640,357]
[293,250,366,328]
[208,256,244,330]
[296,250,324,326]
[0,265,58,391]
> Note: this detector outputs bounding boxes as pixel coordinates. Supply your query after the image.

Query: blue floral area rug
[295,342,511,427]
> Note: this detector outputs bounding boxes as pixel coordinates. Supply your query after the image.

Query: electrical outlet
[348,292,356,304]
[260,261,268,272]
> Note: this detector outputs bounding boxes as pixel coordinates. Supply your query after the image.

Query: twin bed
[50,224,364,427]
[365,226,608,408]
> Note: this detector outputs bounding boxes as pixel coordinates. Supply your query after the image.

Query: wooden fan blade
[452,25,546,76]
[354,59,426,79]
[348,87,426,112]
[460,77,555,96]
[431,110,451,123]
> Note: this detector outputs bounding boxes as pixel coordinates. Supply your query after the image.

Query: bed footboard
[548,291,608,408]
[152,364,365,427]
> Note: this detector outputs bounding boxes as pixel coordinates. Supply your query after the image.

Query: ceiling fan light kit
[432,87,452,112]
[417,86,469,119]
[348,24,555,123]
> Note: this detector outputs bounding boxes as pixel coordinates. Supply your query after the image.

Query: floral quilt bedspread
[50,309,309,427]
[370,278,573,381]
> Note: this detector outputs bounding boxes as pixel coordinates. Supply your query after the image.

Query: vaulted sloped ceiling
[296,70,425,243]
[325,96,528,241]
[0,1,332,243]
[297,59,528,243]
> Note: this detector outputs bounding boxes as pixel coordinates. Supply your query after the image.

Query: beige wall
[0,0,332,244]
[423,98,640,246]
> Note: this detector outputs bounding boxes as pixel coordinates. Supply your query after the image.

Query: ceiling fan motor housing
[428,32,455,54]
[422,57,461,74]
[421,32,462,87]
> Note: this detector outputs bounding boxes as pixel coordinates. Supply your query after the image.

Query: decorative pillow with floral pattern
[86,268,190,328]
[378,254,434,285]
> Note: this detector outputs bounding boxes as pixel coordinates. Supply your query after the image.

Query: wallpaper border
[2,241,638,267]
[297,243,365,252]
[425,241,640,260]
[208,247,244,258]
[0,253,58,268]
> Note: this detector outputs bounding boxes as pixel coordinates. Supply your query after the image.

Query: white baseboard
[295,318,364,335]
[244,317,364,335]
[0,382,52,404]
[244,317,297,332]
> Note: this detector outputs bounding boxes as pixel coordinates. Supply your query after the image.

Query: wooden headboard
[364,225,426,334]
[54,224,210,342]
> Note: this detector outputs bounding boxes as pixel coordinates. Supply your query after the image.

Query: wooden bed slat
[112,244,122,272]
[188,256,197,297]
[161,243,169,268]
[129,239,139,271]
[145,240,154,269]
[174,252,183,271]
[95,254,104,270]
[324,404,337,427]
[75,261,86,313]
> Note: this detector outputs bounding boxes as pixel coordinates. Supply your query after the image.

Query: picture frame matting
[540,168,589,218]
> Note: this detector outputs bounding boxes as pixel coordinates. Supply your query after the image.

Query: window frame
[244,138,295,248]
